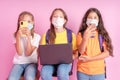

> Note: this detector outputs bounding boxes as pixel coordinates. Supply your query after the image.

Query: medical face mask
[28,23,33,30]
[86,19,98,27]
[52,17,65,28]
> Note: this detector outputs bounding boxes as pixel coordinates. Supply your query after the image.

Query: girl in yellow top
[76,8,113,80]
[40,8,76,80]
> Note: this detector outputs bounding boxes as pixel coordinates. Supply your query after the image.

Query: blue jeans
[8,63,37,80]
[41,64,72,80]
[77,71,105,80]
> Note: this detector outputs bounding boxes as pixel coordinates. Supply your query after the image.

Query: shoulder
[77,32,82,36]
[41,33,47,38]
[76,32,82,40]
[65,28,76,37]
[34,33,41,39]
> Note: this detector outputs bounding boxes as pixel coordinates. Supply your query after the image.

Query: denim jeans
[41,63,72,80]
[8,63,37,80]
[77,71,105,80]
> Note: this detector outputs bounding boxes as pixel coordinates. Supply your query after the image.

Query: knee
[25,76,34,80]
[57,64,71,79]
[57,69,69,78]
[41,69,47,78]
[41,69,52,77]
[24,71,36,80]
[41,70,53,80]
[8,77,16,80]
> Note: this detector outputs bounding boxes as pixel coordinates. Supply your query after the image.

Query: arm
[77,37,88,55]
[40,34,46,45]
[77,25,97,55]
[15,30,23,56]
[91,49,109,61]
[25,36,36,56]
[71,33,80,59]
[25,28,37,56]
[79,42,110,62]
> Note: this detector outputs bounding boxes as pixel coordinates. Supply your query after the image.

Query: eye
[87,16,92,19]
[53,15,58,18]
[94,16,96,19]
[28,21,31,23]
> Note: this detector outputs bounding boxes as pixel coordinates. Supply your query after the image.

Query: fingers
[87,25,96,32]
[78,55,90,62]
[83,25,97,39]
[19,27,31,36]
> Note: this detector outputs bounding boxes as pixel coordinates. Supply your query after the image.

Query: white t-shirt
[13,33,41,64]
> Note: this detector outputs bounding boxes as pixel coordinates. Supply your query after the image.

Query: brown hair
[48,8,68,44]
[14,11,35,38]
[78,8,113,56]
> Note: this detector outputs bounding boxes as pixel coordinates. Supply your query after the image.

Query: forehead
[20,14,32,20]
[53,10,64,16]
[88,12,98,17]
[23,14,32,18]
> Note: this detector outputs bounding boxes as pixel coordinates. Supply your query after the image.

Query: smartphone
[20,21,33,37]
[20,21,28,28]
[20,21,33,30]
[19,21,28,37]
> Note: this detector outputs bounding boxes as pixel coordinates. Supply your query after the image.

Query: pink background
[0,0,120,80]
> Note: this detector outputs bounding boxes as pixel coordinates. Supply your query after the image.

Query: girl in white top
[8,11,40,80]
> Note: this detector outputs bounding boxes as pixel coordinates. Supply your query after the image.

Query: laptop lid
[38,43,73,65]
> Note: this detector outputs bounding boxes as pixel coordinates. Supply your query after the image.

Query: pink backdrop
[0,0,120,80]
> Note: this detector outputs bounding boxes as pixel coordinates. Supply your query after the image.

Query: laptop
[38,43,73,65]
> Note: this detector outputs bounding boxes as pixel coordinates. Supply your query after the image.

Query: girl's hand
[16,29,23,37]
[83,24,96,40]
[20,27,31,37]
[25,28,31,37]
[79,55,92,62]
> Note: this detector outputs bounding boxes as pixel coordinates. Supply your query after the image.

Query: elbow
[104,50,110,58]
[17,53,22,56]
[78,49,84,55]
[25,51,32,56]
[26,53,31,56]
[77,45,86,55]
[17,51,23,56]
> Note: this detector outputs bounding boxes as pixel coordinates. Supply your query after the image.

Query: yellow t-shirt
[76,32,105,75]
[40,29,76,51]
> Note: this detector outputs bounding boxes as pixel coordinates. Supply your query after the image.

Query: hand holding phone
[20,21,33,29]
[20,21,33,37]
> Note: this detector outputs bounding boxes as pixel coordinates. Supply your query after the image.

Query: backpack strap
[46,29,50,44]
[66,28,72,43]
[98,34,107,79]
[65,28,73,75]
[98,34,104,52]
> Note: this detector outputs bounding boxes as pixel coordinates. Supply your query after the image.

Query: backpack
[45,28,73,76]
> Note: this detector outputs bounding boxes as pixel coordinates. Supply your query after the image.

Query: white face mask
[86,19,98,27]
[52,17,65,28]
[28,23,33,30]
